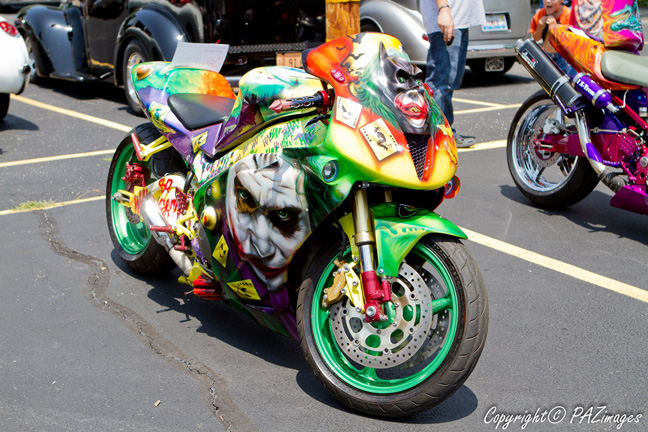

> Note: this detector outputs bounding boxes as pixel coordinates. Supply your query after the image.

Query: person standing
[420,0,485,148]
[530,0,575,76]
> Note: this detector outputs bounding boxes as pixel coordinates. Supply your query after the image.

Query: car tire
[122,39,149,116]
[360,22,380,33]
[0,93,9,121]
[22,33,42,83]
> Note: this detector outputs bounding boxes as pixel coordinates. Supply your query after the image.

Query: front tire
[507,90,599,208]
[297,234,488,417]
[106,124,175,274]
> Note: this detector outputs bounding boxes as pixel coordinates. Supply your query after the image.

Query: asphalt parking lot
[1,15,647,432]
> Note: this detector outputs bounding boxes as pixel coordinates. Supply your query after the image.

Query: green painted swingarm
[338,202,466,278]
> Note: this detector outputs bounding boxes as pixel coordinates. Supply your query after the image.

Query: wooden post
[325,0,360,41]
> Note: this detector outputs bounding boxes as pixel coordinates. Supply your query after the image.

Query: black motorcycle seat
[168,93,236,131]
[601,50,648,87]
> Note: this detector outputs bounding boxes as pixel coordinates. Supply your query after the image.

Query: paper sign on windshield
[171,42,229,72]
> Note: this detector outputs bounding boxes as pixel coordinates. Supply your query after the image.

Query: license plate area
[485,57,505,72]
[276,52,302,68]
[482,13,509,32]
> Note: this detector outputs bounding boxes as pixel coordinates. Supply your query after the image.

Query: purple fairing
[138,87,229,162]
[223,229,299,340]
[610,185,648,215]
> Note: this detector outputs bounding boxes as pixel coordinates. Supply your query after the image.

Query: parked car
[0,15,30,121]
[359,0,532,77]
[14,0,325,113]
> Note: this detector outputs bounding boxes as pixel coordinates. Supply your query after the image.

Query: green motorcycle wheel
[297,234,488,417]
[105,124,175,274]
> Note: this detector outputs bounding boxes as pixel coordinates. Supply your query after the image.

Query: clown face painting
[226,154,311,292]
[351,41,435,136]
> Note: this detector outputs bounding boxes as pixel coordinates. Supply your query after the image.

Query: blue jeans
[548,52,576,78]
[425,28,469,127]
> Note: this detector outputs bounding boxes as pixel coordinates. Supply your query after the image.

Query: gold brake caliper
[322,258,365,311]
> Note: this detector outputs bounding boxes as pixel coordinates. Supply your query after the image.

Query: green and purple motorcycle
[106,33,488,416]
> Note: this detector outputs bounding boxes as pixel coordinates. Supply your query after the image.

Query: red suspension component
[122,163,146,189]
[362,270,388,323]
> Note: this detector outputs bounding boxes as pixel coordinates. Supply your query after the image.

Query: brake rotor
[329,262,434,369]
[530,129,561,168]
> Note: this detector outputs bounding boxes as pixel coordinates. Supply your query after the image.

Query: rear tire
[507,90,599,208]
[297,234,488,417]
[105,124,175,274]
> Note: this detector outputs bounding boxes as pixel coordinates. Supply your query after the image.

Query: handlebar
[269,89,334,113]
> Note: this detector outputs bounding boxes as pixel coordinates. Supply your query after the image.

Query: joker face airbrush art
[226,154,311,292]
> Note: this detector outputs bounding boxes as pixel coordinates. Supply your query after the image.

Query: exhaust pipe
[516,39,586,115]
[139,194,193,275]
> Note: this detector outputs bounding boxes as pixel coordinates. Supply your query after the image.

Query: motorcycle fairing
[216,66,327,153]
[132,63,236,161]
[549,25,638,92]
[303,33,458,190]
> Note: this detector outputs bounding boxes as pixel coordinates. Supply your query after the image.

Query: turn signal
[200,206,219,230]
[444,175,461,199]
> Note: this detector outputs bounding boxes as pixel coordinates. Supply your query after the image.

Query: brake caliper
[322,259,365,311]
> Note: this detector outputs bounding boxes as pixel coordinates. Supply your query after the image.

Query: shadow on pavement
[500,184,648,244]
[110,249,481,424]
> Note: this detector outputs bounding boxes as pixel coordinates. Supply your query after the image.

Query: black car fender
[114,5,188,86]
[16,5,81,78]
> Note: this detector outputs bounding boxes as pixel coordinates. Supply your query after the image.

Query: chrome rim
[125,51,144,104]
[510,98,580,193]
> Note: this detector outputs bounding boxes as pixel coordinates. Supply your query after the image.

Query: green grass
[12,200,55,211]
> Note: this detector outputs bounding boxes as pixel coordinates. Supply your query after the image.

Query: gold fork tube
[352,189,375,272]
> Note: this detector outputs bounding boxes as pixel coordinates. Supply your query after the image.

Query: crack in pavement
[37,210,257,432]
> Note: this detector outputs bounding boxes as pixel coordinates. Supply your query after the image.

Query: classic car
[0,15,30,121]
[15,0,325,112]
[359,0,533,77]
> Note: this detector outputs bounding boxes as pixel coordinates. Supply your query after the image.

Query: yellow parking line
[0,196,105,216]
[0,195,644,304]
[0,149,115,168]
[457,139,506,152]
[462,228,648,304]
[11,94,133,132]
[455,103,521,115]
[453,97,507,108]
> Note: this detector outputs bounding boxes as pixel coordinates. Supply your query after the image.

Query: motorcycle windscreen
[303,33,457,190]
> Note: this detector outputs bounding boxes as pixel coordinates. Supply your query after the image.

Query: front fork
[351,189,392,323]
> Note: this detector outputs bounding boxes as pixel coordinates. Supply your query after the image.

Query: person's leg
[447,28,475,147]
[425,32,452,122]
[434,28,469,126]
